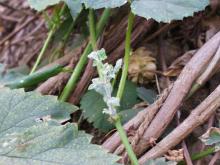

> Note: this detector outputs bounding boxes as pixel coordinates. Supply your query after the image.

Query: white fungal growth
[2,142,9,147]
[88,49,122,117]
[1,136,18,148]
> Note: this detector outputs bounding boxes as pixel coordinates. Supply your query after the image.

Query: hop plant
[88,49,122,117]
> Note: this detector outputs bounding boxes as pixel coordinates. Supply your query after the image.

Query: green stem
[114,117,139,165]
[50,20,75,62]
[59,9,111,101]
[30,28,55,74]
[96,9,110,35]
[59,44,92,101]
[178,147,215,165]
[114,10,138,165]
[116,11,135,99]
[30,5,66,74]
[62,21,74,43]
[89,9,97,50]
[7,65,64,89]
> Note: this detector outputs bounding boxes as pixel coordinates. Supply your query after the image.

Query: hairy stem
[116,11,134,99]
[114,10,138,164]
[59,9,110,101]
[114,117,139,165]
[59,44,92,101]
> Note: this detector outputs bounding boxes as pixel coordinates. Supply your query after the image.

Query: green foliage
[137,87,157,104]
[0,88,119,165]
[119,108,142,124]
[64,0,82,18]
[81,0,209,22]
[200,127,220,152]
[5,65,64,89]
[80,81,139,132]
[28,0,61,11]
[81,89,109,131]
[28,0,126,11]
[81,0,127,9]
[131,0,209,22]
[0,64,27,85]
[28,0,209,23]
[144,157,177,165]
[28,0,82,19]
[0,88,77,126]
[0,123,120,165]
[119,81,139,109]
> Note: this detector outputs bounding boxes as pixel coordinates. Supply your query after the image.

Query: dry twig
[133,31,220,156]
[138,84,220,164]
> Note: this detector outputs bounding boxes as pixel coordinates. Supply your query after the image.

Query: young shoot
[88,48,139,165]
[88,49,122,117]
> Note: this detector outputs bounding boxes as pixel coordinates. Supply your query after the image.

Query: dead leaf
[163,50,196,77]
[197,16,220,47]
[133,101,148,109]
[128,47,156,84]
[200,127,220,142]
[203,16,220,42]
[165,149,184,162]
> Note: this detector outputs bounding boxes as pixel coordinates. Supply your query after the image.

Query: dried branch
[138,84,220,164]
[133,31,220,156]
[144,21,180,43]
[197,45,220,85]
[0,16,38,46]
[36,72,71,95]
[209,151,220,165]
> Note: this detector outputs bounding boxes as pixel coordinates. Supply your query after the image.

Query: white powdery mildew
[1,135,18,149]
[88,49,122,116]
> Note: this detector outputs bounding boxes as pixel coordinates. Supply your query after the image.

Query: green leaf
[0,64,27,85]
[64,0,82,19]
[81,90,111,131]
[119,80,139,110]
[0,88,119,165]
[144,157,177,165]
[0,88,78,131]
[28,0,209,23]
[136,87,157,104]
[200,127,220,152]
[27,0,61,11]
[119,108,142,124]
[27,0,82,20]
[28,0,127,11]
[81,0,127,9]
[0,122,120,165]
[80,81,139,132]
[131,0,209,23]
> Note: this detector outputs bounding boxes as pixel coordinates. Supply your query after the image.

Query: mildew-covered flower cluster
[88,49,122,117]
